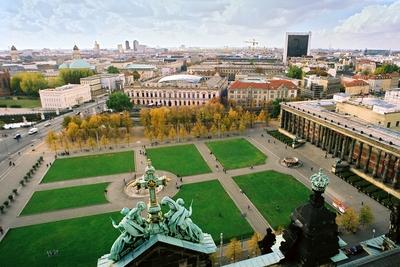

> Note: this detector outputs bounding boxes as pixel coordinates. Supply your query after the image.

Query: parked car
[28,128,38,135]
[44,122,51,127]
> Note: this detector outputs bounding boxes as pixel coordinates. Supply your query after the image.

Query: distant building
[59,59,95,70]
[302,75,341,98]
[0,70,11,96]
[342,79,370,96]
[93,41,100,55]
[125,74,227,106]
[117,44,123,53]
[125,40,130,50]
[283,32,311,64]
[10,45,19,62]
[228,78,298,108]
[385,88,400,105]
[355,59,376,74]
[81,73,125,97]
[125,64,158,80]
[353,74,399,92]
[72,45,81,59]
[133,40,139,51]
[39,84,91,110]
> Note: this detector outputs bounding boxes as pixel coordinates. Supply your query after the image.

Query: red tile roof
[344,79,369,87]
[229,80,298,90]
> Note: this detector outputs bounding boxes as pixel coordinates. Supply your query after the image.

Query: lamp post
[219,232,223,266]
[372,228,376,238]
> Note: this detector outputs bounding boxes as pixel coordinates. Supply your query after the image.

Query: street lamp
[219,232,223,266]
[372,228,376,238]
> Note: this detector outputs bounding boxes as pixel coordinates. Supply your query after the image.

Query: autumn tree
[168,127,177,140]
[226,238,242,262]
[46,130,58,153]
[359,205,374,227]
[247,232,261,257]
[336,208,359,233]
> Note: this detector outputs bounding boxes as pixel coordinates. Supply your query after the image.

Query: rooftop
[229,79,298,90]
[158,74,204,84]
[283,100,400,149]
[126,63,156,70]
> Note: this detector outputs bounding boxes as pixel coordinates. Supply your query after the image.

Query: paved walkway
[0,128,391,248]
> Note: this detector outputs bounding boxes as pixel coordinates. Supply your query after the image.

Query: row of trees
[10,69,96,96]
[336,205,374,233]
[140,102,268,142]
[374,63,400,75]
[46,112,133,152]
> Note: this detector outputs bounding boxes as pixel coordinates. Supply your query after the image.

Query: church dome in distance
[73,45,79,51]
[69,59,91,69]
[58,62,69,69]
[11,45,17,51]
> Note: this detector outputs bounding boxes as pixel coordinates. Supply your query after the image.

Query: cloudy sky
[1,0,399,50]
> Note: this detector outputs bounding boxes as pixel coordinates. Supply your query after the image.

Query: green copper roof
[310,168,329,192]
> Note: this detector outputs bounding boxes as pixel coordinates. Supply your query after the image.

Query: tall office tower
[283,31,311,64]
[117,44,123,53]
[93,41,100,55]
[72,44,81,59]
[133,40,139,51]
[125,40,131,50]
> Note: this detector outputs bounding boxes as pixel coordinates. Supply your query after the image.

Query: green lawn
[147,144,211,176]
[0,212,122,267]
[0,98,41,108]
[168,180,253,242]
[206,138,267,170]
[21,183,109,215]
[42,151,135,183]
[233,170,310,229]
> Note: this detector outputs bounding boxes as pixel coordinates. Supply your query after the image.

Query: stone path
[0,129,391,247]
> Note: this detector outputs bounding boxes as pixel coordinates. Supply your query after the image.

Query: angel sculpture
[109,201,148,261]
[161,196,204,243]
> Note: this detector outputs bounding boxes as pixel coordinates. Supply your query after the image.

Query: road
[0,99,107,164]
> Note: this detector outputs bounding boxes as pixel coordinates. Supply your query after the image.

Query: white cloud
[0,0,399,49]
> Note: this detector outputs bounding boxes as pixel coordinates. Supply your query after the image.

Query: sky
[1,0,400,50]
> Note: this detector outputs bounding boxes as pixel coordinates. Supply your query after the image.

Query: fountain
[280,156,302,168]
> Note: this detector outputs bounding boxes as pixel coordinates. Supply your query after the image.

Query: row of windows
[133,99,206,106]
[129,91,217,99]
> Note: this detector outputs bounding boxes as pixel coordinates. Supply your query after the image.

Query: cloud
[0,0,399,49]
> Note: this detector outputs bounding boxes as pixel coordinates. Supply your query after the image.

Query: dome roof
[59,63,69,69]
[158,74,204,83]
[73,45,79,51]
[69,59,91,69]
[11,45,17,51]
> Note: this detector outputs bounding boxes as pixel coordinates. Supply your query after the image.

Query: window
[387,122,391,128]
[396,121,399,127]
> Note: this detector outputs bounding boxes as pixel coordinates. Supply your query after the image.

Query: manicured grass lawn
[0,212,122,267]
[0,98,41,108]
[168,180,253,242]
[21,183,109,215]
[147,144,211,176]
[206,138,266,170]
[42,151,134,183]
[233,170,310,229]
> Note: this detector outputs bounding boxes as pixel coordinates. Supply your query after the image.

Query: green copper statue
[109,202,148,261]
[107,160,205,263]
[161,196,204,243]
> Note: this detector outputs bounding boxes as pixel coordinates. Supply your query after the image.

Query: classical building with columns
[280,99,400,198]
[125,74,227,106]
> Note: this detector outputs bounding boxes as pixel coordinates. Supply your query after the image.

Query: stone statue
[161,196,204,243]
[109,202,148,261]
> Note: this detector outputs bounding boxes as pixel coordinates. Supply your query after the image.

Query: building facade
[280,100,400,196]
[302,75,341,98]
[343,79,370,95]
[39,84,91,110]
[228,79,298,108]
[80,73,125,97]
[125,74,227,106]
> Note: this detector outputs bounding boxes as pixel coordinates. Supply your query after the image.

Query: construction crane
[245,38,259,49]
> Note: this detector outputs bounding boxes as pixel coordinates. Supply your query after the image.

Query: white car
[28,128,38,135]
[44,122,51,127]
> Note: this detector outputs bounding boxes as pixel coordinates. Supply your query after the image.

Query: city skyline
[2,0,400,50]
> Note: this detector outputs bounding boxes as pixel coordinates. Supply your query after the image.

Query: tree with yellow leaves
[226,238,242,263]
[100,135,109,149]
[336,207,359,233]
[247,232,261,257]
[168,127,177,140]
[87,137,96,151]
[178,127,188,140]
[46,130,58,153]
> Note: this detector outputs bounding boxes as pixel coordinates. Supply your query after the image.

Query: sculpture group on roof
[108,161,204,262]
